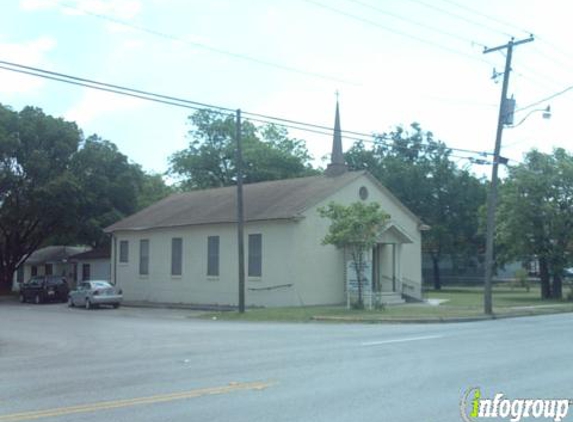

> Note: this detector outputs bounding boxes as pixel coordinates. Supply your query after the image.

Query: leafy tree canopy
[169,109,318,189]
[52,135,172,247]
[497,148,573,298]
[0,104,172,290]
[0,104,82,289]
[345,123,487,289]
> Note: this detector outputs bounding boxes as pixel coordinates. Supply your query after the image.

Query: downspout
[112,234,117,286]
[392,244,396,292]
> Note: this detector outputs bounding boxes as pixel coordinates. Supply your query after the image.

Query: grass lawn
[202,285,573,323]
[427,285,566,308]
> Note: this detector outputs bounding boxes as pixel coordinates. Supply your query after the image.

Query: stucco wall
[110,173,423,307]
[111,220,298,307]
[294,174,423,303]
[75,259,111,283]
[12,263,71,291]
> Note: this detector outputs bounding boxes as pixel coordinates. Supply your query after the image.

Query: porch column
[395,243,403,292]
[392,244,396,292]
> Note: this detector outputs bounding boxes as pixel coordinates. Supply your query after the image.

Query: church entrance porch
[346,222,414,309]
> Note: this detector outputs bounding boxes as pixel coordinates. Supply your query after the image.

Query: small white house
[12,245,89,291]
[105,102,425,308]
[69,246,111,286]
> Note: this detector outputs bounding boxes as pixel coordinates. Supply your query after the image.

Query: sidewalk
[311,303,573,324]
[122,300,234,312]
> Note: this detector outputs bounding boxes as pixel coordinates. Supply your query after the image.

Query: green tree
[0,104,173,290]
[346,124,486,290]
[318,202,389,308]
[56,135,173,247]
[497,148,573,299]
[62,136,142,246]
[169,109,317,189]
[0,104,82,290]
[137,172,173,210]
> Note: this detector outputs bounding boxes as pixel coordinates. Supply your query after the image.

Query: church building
[105,102,425,307]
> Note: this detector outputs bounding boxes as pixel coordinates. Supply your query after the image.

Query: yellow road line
[0,381,273,422]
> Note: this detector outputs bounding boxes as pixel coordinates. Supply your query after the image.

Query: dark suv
[19,276,69,304]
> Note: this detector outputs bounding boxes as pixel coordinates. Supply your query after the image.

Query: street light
[508,105,551,128]
[484,102,551,315]
[502,105,552,149]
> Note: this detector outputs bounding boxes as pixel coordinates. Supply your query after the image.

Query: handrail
[401,277,423,301]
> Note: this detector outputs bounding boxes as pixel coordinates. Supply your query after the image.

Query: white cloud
[20,0,141,20]
[0,36,56,94]
[19,0,53,11]
[58,0,141,20]
[64,88,145,126]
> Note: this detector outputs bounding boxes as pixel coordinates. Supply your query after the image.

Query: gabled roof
[379,223,415,244]
[70,245,111,261]
[25,246,90,265]
[105,172,366,232]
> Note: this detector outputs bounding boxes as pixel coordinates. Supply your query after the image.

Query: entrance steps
[376,292,406,305]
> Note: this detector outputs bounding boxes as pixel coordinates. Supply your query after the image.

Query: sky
[3,0,573,180]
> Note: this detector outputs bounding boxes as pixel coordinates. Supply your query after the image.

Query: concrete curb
[0,294,18,302]
[311,315,493,324]
[311,308,573,324]
[122,301,235,312]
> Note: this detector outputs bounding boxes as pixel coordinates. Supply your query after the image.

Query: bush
[566,284,573,301]
[514,268,531,292]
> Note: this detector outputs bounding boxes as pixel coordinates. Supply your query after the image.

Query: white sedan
[68,280,123,309]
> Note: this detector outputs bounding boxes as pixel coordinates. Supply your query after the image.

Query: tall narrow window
[248,234,262,277]
[119,240,129,263]
[139,239,149,275]
[82,264,91,281]
[171,238,183,276]
[45,264,53,276]
[17,266,24,283]
[31,266,37,277]
[207,236,219,276]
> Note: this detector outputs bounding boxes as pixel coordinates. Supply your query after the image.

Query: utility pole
[482,36,533,315]
[236,109,246,313]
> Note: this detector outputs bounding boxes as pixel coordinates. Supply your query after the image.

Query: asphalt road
[1,300,572,422]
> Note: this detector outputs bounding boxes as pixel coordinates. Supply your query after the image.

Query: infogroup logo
[460,387,571,422]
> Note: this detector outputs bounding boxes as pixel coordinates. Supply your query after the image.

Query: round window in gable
[359,186,369,200]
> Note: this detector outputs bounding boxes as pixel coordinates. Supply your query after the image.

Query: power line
[537,36,573,67]
[432,13,573,107]
[0,58,368,141]
[438,0,532,36]
[0,59,494,157]
[246,114,486,161]
[512,69,564,94]
[50,0,358,87]
[302,0,492,65]
[340,0,485,48]
[515,62,567,91]
[0,59,493,163]
[404,0,514,38]
[243,108,492,157]
[350,0,573,94]
[527,44,573,81]
[0,59,231,113]
[515,84,573,113]
[0,64,209,114]
[44,0,505,114]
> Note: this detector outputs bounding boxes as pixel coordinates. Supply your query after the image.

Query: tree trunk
[352,251,364,309]
[432,255,441,290]
[552,274,563,299]
[0,267,14,292]
[539,257,551,299]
